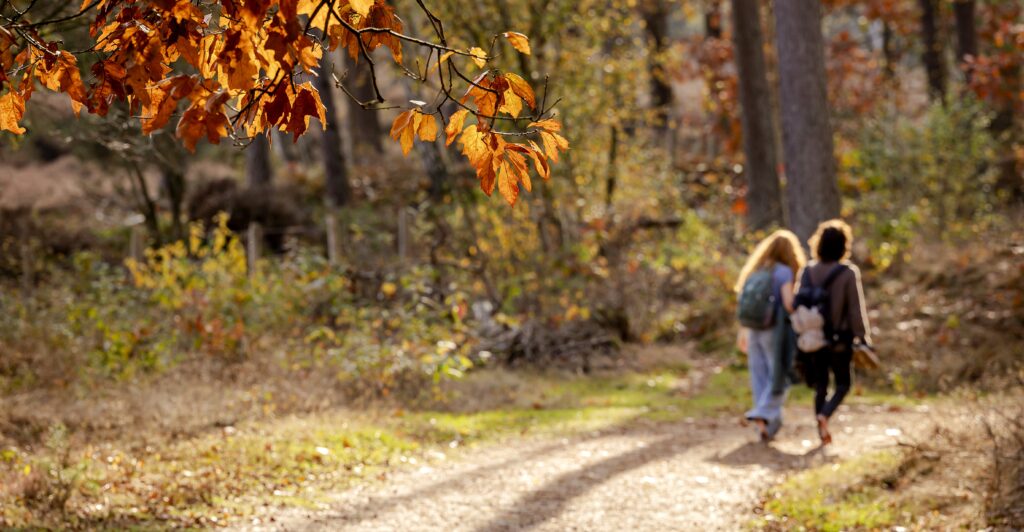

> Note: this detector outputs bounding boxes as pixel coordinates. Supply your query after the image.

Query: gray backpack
[737,268,776,330]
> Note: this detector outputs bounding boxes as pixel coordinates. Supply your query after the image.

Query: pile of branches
[477,318,620,373]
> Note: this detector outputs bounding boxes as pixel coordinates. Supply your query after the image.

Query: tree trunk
[952,0,977,80]
[731,0,783,230]
[344,54,384,156]
[640,0,672,130]
[775,0,840,242]
[315,53,352,207]
[245,133,272,187]
[919,0,946,101]
[882,21,897,81]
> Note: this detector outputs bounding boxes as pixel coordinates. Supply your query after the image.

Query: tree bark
[919,0,946,101]
[775,0,840,242]
[344,54,384,156]
[731,0,783,230]
[952,0,977,81]
[315,53,352,208]
[640,0,673,130]
[245,133,272,187]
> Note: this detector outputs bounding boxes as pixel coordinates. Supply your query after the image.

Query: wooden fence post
[326,212,340,266]
[247,223,262,277]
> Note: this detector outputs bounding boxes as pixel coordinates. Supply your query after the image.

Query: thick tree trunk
[315,53,351,208]
[344,54,384,156]
[775,0,840,242]
[640,0,672,130]
[245,133,272,187]
[418,140,449,202]
[919,0,946,101]
[731,0,783,230]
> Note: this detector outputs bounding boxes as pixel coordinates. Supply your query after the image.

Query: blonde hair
[734,229,807,293]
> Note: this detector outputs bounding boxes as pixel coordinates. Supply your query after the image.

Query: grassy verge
[754,450,915,531]
[1,363,924,529]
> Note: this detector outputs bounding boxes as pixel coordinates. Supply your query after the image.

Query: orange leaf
[503,32,531,55]
[445,109,469,146]
[417,113,438,142]
[528,119,561,132]
[503,73,536,110]
[0,92,27,134]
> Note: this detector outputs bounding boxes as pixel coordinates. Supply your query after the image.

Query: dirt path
[240,404,932,531]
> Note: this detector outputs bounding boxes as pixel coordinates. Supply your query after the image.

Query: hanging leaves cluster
[0,0,566,205]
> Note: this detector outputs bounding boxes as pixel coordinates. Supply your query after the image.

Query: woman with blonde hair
[735,230,806,441]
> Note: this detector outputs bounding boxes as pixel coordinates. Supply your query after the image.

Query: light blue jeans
[745,329,788,438]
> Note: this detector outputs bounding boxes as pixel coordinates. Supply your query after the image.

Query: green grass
[755,450,922,531]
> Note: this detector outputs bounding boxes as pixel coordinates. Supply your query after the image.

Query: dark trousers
[813,345,853,419]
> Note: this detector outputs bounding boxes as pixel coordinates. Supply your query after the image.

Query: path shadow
[710,440,828,472]
[314,431,616,527]
[469,433,696,532]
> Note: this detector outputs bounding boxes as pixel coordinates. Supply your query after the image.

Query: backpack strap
[822,264,849,289]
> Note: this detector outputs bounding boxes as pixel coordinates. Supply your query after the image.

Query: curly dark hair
[809,219,853,262]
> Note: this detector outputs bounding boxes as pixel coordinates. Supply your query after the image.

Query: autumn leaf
[499,89,523,117]
[503,73,536,109]
[503,32,531,55]
[468,47,487,69]
[427,51,455,75]
[286,82,327,141]
[349,0,374,17]
[445,109,469,146]
[417,113,438,142]
[0,92,26,134]
[390,109,437,155]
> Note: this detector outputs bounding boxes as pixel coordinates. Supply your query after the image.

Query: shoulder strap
[822,264,849,290]
[799,266,813,288]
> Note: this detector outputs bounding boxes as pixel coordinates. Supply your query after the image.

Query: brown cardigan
[801,261,871,344]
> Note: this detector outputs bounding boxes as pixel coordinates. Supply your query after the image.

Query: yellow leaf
[349,0,374,17]
[468,47,487,69]
[503,32,531,55]
[381,282,397,297]
[500,89,522,118]
[428,51,455,75]
[445,109,469,146]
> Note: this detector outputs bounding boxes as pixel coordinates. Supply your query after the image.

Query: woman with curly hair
[798,219,872,445]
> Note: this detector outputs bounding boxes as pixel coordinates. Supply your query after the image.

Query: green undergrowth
[1,364,924,529]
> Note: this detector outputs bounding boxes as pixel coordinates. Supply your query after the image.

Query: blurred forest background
[1,0,1022,529]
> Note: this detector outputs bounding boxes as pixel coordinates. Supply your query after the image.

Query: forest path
[240,403,931,531]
